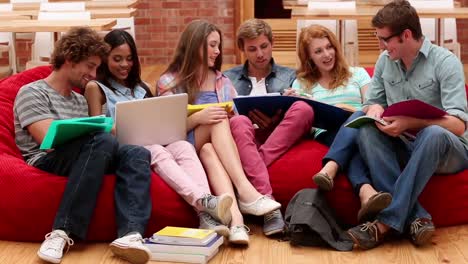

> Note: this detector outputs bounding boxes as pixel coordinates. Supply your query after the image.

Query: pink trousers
[230,101,314,197]
[145,140,210,207]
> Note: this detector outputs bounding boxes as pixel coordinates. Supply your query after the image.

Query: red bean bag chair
[0,66,466,242]
[0,66,197,241]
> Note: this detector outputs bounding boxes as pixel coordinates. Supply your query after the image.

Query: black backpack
[284,188,354,251]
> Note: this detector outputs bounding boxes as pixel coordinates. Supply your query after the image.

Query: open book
[233,95,352,131]
[345,99,447,128]
[344,116,388,128]
[40,116,114,150]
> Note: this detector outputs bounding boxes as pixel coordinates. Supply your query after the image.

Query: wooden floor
[1,224,468,264]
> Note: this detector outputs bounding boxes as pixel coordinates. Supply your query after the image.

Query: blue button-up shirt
[366,37,468,147]
[223,59,296,95]
[95,79,147,120]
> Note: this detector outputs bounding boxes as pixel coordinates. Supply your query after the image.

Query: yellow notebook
[187,102,233,116]
[151,226,217,246]
[155,226,214,239]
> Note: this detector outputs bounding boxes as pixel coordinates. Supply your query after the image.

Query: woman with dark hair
[293,24,392,223]
[85,29,234,238]
[157,20,281,245]
[86,29,152,118]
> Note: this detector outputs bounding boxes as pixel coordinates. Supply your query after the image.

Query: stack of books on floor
[144,226,224,264]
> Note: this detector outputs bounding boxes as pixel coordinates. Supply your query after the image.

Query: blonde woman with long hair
[157,20,280,245]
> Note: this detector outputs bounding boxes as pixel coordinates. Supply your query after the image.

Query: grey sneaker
[200,193,233,225]
[263,209,285,236]
[199,212,230,237]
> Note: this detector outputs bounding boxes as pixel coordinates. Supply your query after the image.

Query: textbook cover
[150,227,217,246]
[381,99,447,119]
[345,99,446,129]
[187,102,233,116]
[40,116,113,150]
[233,95,352,130]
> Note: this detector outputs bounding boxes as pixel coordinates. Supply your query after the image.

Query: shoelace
[264,209,280,222]
[410,219,424,235]
[359,221,379,242]
[252,196,268,208]
[200,194,217,210]
[231,225,251,234]
[200,212,221,226]
[44,231,74,253]
[126,234,145,245]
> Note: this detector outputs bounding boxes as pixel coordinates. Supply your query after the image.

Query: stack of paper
[145,226,224,264]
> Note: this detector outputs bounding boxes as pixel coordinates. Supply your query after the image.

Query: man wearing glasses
[347,0,468,250]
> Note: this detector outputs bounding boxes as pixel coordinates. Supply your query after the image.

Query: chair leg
[443,40,461,59]
[8,33,17,74]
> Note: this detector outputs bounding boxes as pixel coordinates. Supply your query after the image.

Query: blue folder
[233,95,352,130]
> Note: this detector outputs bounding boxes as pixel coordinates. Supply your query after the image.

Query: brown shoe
[347,220,385,250]
[409,218,435,246]
[313,172,334,191]
[357,192,392,223]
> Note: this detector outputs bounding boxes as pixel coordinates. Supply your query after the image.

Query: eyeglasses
[374,30,403,45]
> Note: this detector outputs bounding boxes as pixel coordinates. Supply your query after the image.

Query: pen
[299,92,313,98]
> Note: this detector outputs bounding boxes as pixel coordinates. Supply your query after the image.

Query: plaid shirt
[157,70,237,103]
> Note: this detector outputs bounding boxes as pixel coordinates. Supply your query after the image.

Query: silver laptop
[115,93,188,146]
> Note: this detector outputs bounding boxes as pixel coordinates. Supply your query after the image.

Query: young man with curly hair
[14,27,153,264]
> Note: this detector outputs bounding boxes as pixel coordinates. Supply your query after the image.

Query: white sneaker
[200,193,233,225]
[238,196,281,216]
[37,230,74,264]
[228,225,250,245]
[109,233,151,264]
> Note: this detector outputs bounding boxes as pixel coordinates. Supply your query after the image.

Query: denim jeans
[357,125,468,233]
[317,111,372,195]
[34,132,152,239]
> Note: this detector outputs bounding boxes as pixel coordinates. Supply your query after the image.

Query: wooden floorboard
[1,224,468,263]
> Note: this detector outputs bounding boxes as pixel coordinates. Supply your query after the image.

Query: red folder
[382,99,447,119]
